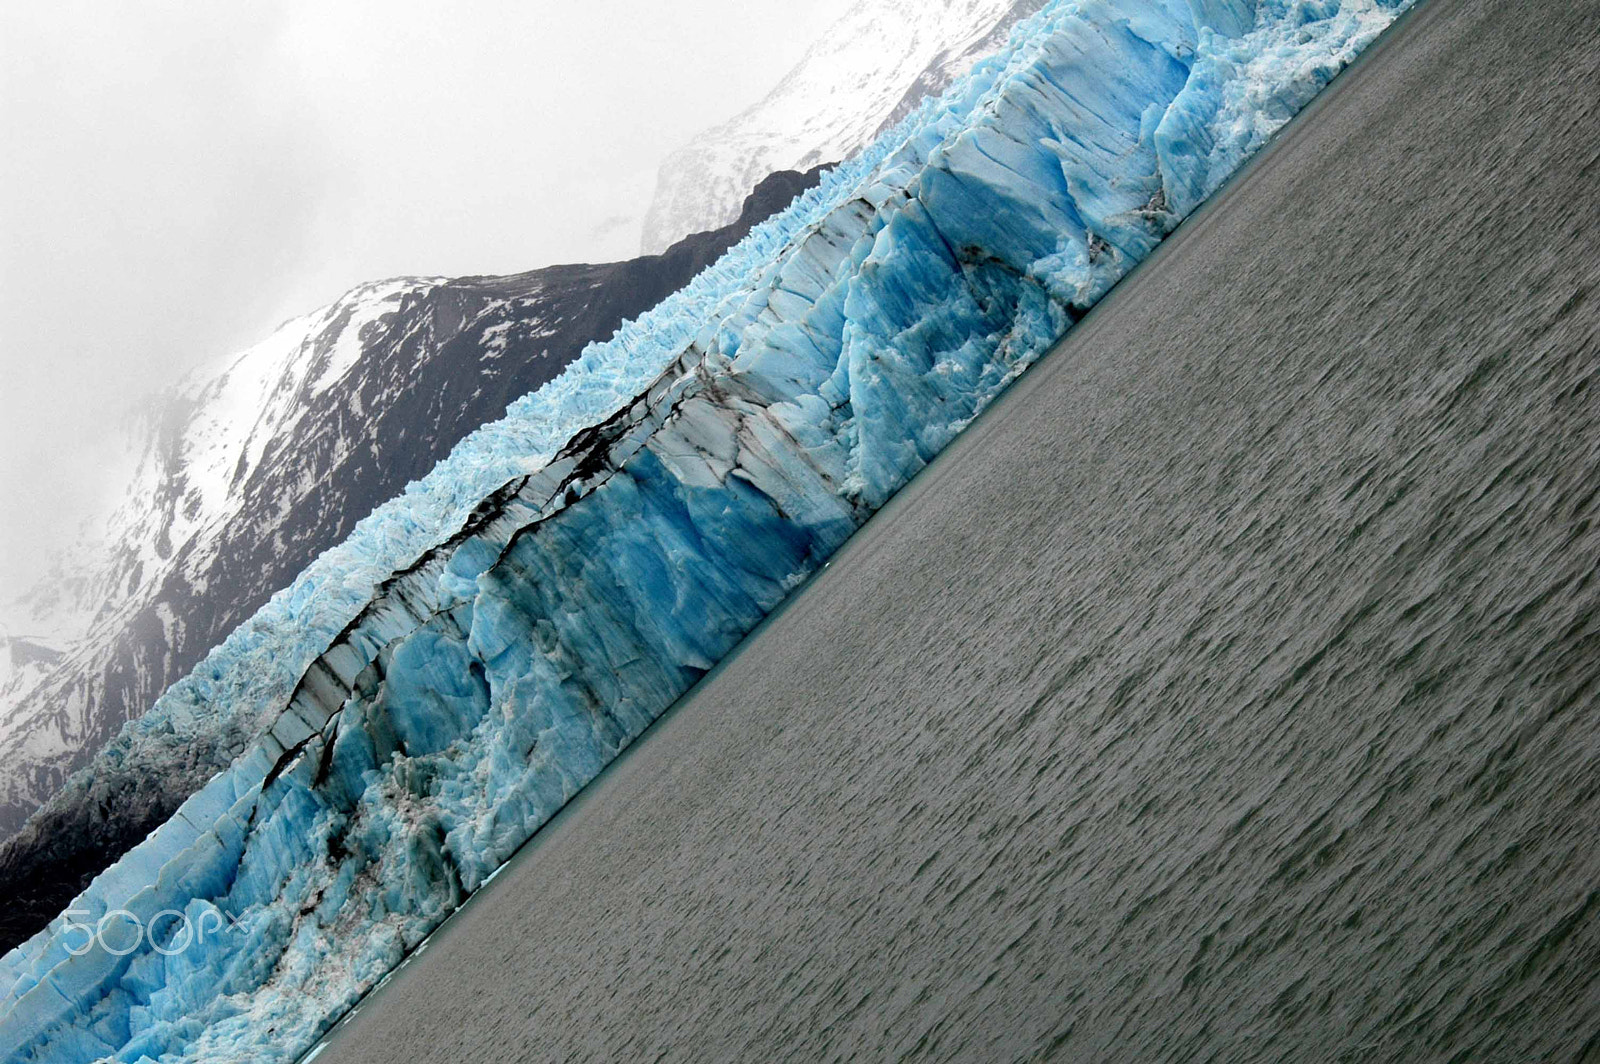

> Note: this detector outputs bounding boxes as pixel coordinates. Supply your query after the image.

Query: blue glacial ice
[0,1,1412,1060]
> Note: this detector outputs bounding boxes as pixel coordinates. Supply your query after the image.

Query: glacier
[0,1,1413,1061]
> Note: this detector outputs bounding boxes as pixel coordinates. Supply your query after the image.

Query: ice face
[0,1,1411,1060]
[1189,0,1259,35]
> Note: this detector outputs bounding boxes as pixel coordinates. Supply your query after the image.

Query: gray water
[317,0,1600,1059]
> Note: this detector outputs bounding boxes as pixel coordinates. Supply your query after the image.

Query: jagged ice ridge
[0,1,1411,1060]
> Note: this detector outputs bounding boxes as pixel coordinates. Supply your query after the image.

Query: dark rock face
[0,165,828,955]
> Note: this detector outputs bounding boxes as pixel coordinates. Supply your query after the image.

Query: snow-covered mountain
[638,0,1044,253]
[0,166,825,864]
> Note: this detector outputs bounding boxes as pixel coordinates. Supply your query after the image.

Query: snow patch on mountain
[638,0,1041,254]
[0,279,448,831]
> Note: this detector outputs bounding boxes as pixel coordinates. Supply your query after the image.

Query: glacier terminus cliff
[0,2,1413,1061]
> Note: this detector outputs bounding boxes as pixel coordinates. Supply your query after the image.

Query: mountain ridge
[638,0,1042,253]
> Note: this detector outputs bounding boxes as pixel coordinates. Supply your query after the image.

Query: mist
[0,0,849,600]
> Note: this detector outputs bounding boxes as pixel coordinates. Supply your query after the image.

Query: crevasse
[0,1,1411,1060]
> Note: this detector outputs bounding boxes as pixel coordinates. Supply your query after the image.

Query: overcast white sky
[0,0,851,599]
